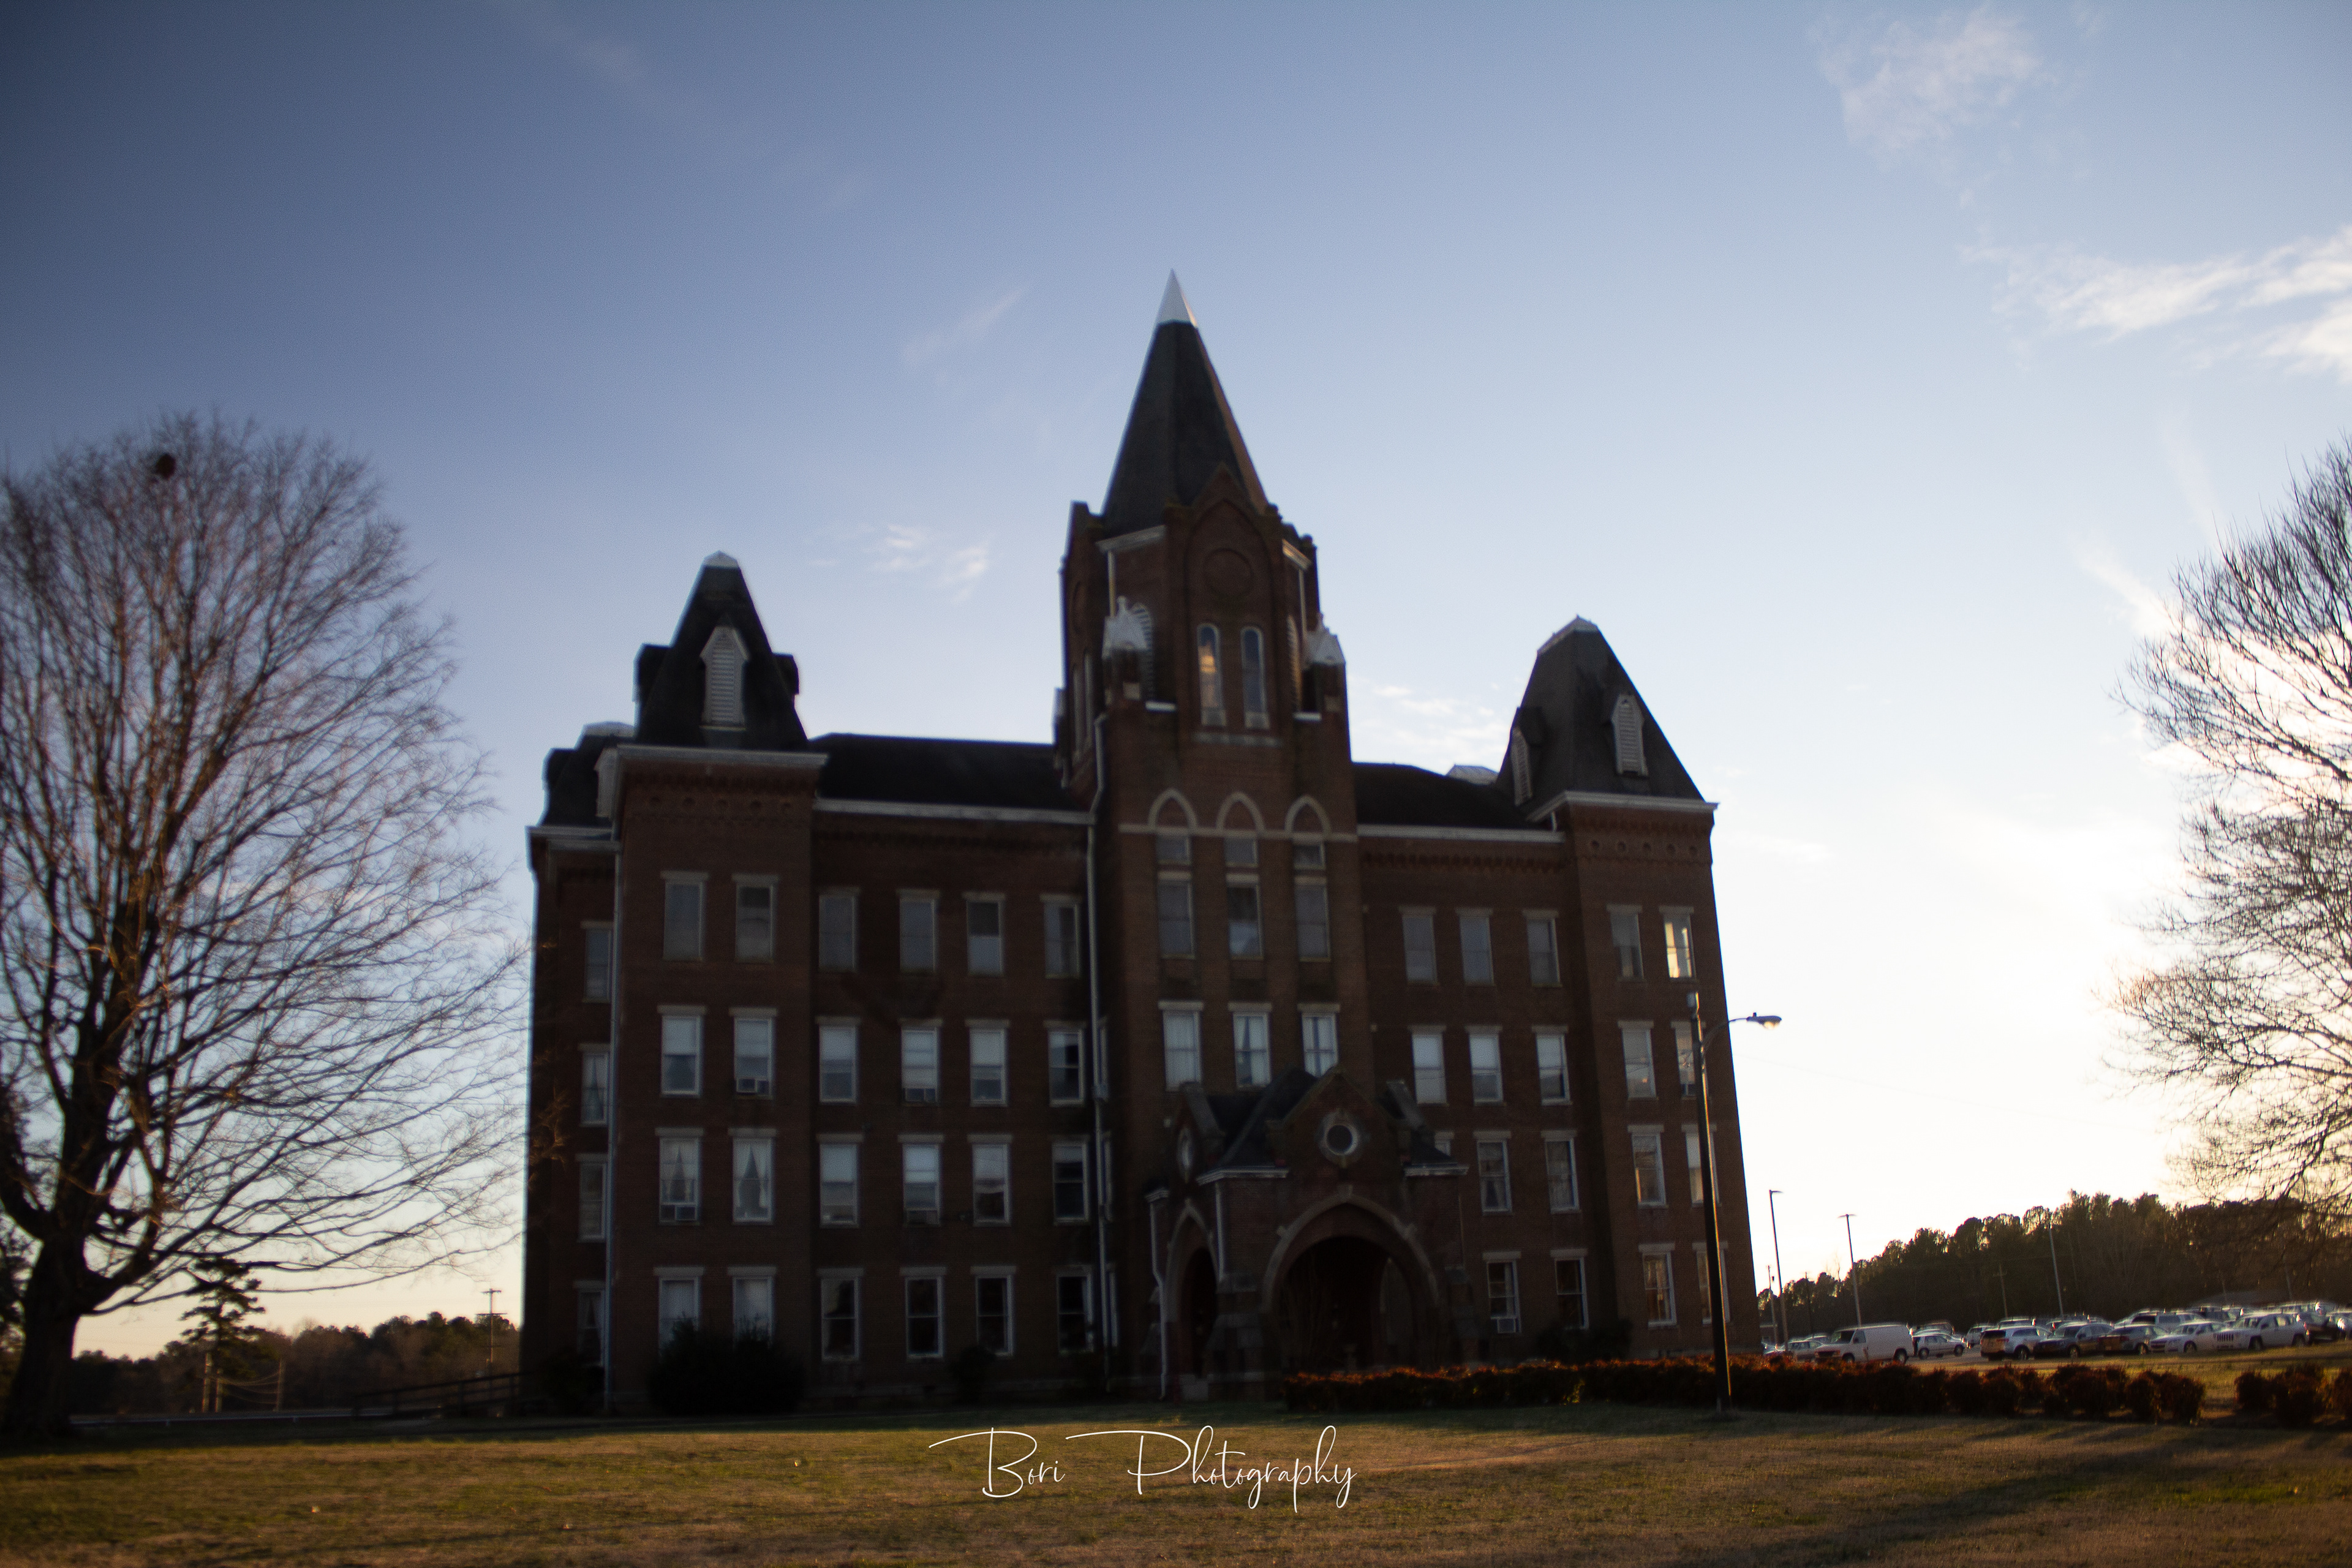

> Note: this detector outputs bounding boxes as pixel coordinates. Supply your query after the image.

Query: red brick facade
[520,296,1763,1406]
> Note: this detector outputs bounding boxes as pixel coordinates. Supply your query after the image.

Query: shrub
[1947,1369,1988,1415]
[951,1344,996,1404]
[2012,1368,2049,1414]
[2274,1368,2325,1427]
[538,1347,601,1417]
[2158,1372,2204,1423]
[2053,1365,2124,1419]
[1532,1317,1635,1363]
[646,1325,804,1417]
[2123,1371,2161,1423]
[2236,1370,2276,1415]
[1981,1372,2022,1416]
[2329,1368,2352,1421]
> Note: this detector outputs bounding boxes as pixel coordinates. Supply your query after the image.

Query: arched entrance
[1275,1236,1420,1373]
[1180,1249,1218,1376]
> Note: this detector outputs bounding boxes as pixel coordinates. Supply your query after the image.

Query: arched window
[1240,627,1267,727]
[1612,695,1648,777]
[1196,626,1223,725]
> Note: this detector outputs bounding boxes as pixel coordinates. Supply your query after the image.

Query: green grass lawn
[7,1356,2351,1567]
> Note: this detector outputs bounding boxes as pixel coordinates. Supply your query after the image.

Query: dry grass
[5,1377,2350,1567]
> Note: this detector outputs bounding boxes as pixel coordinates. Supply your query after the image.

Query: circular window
[1321,1117,1361,1161]
[1177,1129,1195,1178]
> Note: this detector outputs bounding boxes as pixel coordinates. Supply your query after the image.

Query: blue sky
[8,2,2350,1352]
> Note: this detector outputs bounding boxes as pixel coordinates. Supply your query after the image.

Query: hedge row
[2234,1367,2352,1426]
[1281,1357,2211,1423]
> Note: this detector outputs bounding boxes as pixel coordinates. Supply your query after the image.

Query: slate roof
[632,556,809,752]
[1098,316,1269,537]
[1507,620,1705,806]
[808,734,1081,813]
[1351,762,1531,831]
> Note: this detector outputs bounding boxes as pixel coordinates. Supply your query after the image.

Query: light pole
[1840,1213,1863,1325]
[2028,1207,2065,1318]
[1766,1189,1787,1348]
[1686,992,1780,1417]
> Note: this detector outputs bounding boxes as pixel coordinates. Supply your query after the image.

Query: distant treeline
[1765,1193,2352,1336]
[69,1311,519,1415]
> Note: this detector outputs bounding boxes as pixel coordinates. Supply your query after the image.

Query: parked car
[2082,1324,2157,1356]
[2148,1320,2225,1354]
[1910,1330,1967,1360]
[2241,1313,2307,1351]
[2312,1313,2352,1345]
[1768,1335,1829,1362]
[1977,1321,2041,1360]
[1809,1323,1917,1363]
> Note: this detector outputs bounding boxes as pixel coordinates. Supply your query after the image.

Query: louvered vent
[1509,729,1533,804]
[703,626,747,727]
[1612,695,1648,776]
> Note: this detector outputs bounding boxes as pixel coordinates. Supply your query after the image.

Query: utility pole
[484,1287,502,1373]
[1841,1213,1863,1325]
[1766,1189,1787,1347]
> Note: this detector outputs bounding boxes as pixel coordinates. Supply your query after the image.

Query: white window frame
[818,891,857,971]
[966,895,1005,976]
[1631,1129,1667,1208]
[663,875,705,962]
[820,1273,861,1362]
[1686,1125,1708,1206]
[1233,1010,1270,1088]
[1536,1031,1569,1103]
[1158,876,1194,957]
[576,1284,606,1366]
[905,1273,946,1360]
[1411,1028,1445,1104]
[1621,1022,1657,1099]
[818,1140,859,1226]
[1552,1253,1589,1331]
[1487,1258,1521,1335]
[1476,1137,1512,1213]
[1240,625,1268,727]
[733,1014,773,1097]
[1196,624,1224,725]
[902,1025,940,1104]
[1161,1006,1202,1088]
[1526,913,1561,987]
[1459,911,1494,986]
[1047,1027,1085,1105]
[1675,1021,1698,1099]
[818,1021,858,1103]
[902,1141,942,1224]
[1544,1132,1579,1212]
[975,1272,1015,1355]
[1052,1140,1090,1223]
[1226,879,1263,959]
[1608,905,1643,980]
[970,1024,1008,1104]
[1469,1030,1503,1103]
[1043,899,1081,977]
[1663,907,1696,980]
[1056,1272,1095,1354]
[583,924,613,1001]
[1642,1248,1676,1326]
[1694,1243,1716,1324]
[579,1157,606,1241]
[732,1273,774,1341]
[658,1136,699,1224]
[580,1048,609,1126]
[734,875,775,962]
[660,1012,703,1097]
[1401,910,1437,983]
[1294,880,1330,960]
[733,1135,774,1224]
[973,1139,1011,1225]
[900,893,938,972]
[657,1275,701,1346]
[1302,1009,1338,1076]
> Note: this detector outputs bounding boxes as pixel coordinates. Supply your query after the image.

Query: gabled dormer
[630,552,809,752]
[1501,616,1702,818]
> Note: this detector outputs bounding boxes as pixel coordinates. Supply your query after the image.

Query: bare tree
[2118,438,2352,1226]
[0,414,517,1438]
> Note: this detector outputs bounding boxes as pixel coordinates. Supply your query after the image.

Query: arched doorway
[1274,1235,1417,1373]
[1180,1249,1218,1376]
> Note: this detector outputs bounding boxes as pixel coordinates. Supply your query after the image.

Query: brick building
[521,279,1763,1406]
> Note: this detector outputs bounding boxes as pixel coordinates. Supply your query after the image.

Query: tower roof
[1098,274,1268,536]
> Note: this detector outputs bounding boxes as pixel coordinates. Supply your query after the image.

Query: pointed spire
[1156,271,1196,326]
[1098,277,1267,535]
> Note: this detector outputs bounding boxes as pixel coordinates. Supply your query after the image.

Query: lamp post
[1841,1213,1863,1325]
[1766,1188,1787,1348]
[1686,992,1780,1417]
[2028,1206,2065,1318]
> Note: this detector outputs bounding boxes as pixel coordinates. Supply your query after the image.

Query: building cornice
[815,799,1091,826]
[612,744,827,771]
[527,825,618,848]
[1529,790,1717,819]
[1357,824,1564,845]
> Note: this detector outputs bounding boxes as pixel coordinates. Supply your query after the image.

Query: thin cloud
[902,289,1026,370]
[1353,684,1508,773]
[1820,6,2043,159]
[2071,538,2170,639]
[861,524,991,602]
[1975,225,2352,382]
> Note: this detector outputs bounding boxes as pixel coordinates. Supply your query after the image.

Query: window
[821,1277,859,1360]
[1158,880,1194,957]
[1163,1010,1201,1087]
[900,895,937,972]
[576,1287,605,1366]
[584,927,612,1001]
[1460,913,1494,985]
[818,1023,858,1102]
[1675,1022,1698,1098]
[1526,916,1561,986]
[658,1136,699,1223]
[1240,627,1268,726]
[581,1052,609,1126]
[1156,832,1191,865]
[1613,695,1648,777]
[1226,884,1262,957]
[1664,910,1695,980]
[973,1143,1009,1223]
[658,1278,699,1344]
[1488,1260,1521,1335]
[1469,1031,1503,1102]
[907,1276,944,1359]
[1294,839,1325,870]
[733,1137,773,1223]
[662,1015,701,1096]
[1686,1126,1707,1205]
[736,881,774,960]
[1643,1252,1676,1325]
[1234,1012,1270,1088]
[664,879,704,960]
[1295,881,1330,959]
[1632,1132,1666,1207]
[1044,901,1080,976]
[903,1144,941,1224]
[1536,1032,1569,1103]
[1052,1141,1089,1221]
[819,1144,858,1225]
[1477,1139,1511,1212]
[1057,1274,1093,1352]
[1544,1136,1578,1212]
[1412,1030,1446,1104]
[1555,1257,1588,1330]
[1621,1023,1656,1099]
[970,1027,1008,1104]
[967,897,1004,975]
[1610,907,1643,979]
[818,892,857,971]
[734,1016,772,1096]
[976,1275,1013,1355]
[733,1276,773,1341]
[1226,836,1258,868]
[1048,1027,1084,1104]
[1402,912,1437,982]
[1302,1012,1338,1076]
[703,625,746,726]
[579,1158,606,1240]
[1694,1245,1714,1323]
[1196,625,1223,722]
[902,1027,940,1104]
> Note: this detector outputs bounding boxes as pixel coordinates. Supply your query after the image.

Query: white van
[1807,1323,1916,1364]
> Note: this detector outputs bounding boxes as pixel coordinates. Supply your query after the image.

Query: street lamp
[1687,992,1780,1417]
[2027,1205,2065,1318]
[1766,1189,1787,1348]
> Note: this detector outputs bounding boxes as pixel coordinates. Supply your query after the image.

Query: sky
[6,2,2351,1355]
